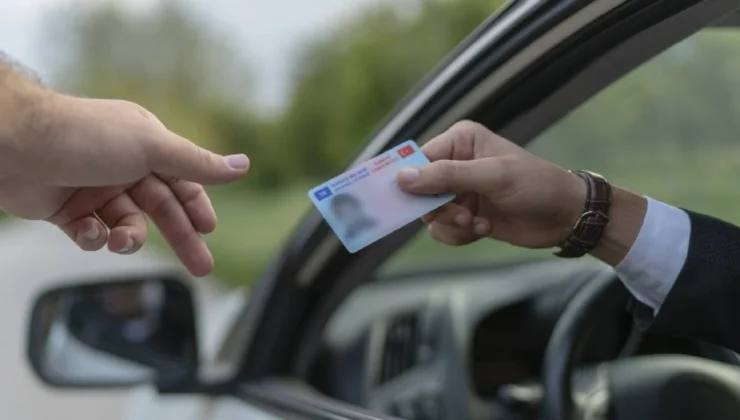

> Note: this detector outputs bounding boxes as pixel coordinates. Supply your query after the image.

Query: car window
[382,28,740,274]
[27,1,506,288]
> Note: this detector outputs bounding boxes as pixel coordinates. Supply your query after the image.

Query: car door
[197,1,740,419]
[24,1,740,419]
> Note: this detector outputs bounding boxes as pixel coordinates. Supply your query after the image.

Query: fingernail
[397,168,420,184]
[224,154,250,170]
[474,222,489,236]
[81,225,99,241]
[454,214,468,227]
[117,237,135,255]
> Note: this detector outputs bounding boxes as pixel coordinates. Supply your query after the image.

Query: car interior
[273,3,740,419]
[24,2,740,420]
[312,259,740,420]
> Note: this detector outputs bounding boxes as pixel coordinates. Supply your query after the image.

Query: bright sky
[0,0,384,111]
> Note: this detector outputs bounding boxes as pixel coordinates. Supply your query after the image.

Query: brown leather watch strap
[554,170,612,258]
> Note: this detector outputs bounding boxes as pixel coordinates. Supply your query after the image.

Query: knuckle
[159,174,181,187]
[436,159,459,181]
[122,100,159,123]
[452,120,482,130]
[435,210,459,225]
[138,178,176,217]
[448,120,486,155]
[491,156,516,189]
[196,146,216,168]
[429,223,467,246]
[149,194,178,221]
[182,186,207,209]
[450,120,485,142]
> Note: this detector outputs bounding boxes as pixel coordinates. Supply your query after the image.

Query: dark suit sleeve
[631,210,740,354]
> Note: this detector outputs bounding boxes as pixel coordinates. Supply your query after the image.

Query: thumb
[397,158,500,194]
[148,132,250,185]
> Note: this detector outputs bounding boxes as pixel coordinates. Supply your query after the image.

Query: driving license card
[308,140,454,253]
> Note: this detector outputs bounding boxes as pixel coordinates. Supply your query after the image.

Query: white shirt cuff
[614,196,690,312]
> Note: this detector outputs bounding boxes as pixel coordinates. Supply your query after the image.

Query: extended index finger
[148,130,249,186]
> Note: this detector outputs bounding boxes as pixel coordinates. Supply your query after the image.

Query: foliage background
[30,0,740,286]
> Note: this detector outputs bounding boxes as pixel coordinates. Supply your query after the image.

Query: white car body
[0,219,260,420]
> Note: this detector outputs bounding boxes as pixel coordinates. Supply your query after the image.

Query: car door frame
[209,0,740,417]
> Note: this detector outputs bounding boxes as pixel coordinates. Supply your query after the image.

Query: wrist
[0,79,57,177]
[555,170,645,263]
[559,169,588,239]
[589,186,647,266]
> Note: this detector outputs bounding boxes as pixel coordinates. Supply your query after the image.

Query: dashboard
[311,259,739,420]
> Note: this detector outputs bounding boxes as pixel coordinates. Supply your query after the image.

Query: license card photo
[308,140,454,253]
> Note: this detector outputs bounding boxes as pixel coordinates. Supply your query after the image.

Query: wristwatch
[554,170,612,258]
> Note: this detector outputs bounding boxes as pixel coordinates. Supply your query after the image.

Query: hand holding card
[308,140,454,253]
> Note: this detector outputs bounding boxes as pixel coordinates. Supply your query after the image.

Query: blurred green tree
[40,0,257,157]
[276,0,506,182]
[532,29,740,170]
[28,1,740,286]
[38,1,740,188]
[40,0,509,187]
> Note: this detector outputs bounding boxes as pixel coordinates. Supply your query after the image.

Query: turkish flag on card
[397,145,415,158]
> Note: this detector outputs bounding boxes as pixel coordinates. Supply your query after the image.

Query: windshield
[383,28,740,274]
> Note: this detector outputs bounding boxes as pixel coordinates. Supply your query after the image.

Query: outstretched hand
[396,121,586,250]
[0,95,249,277]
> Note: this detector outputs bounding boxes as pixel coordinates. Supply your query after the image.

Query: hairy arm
[0,52,51,175]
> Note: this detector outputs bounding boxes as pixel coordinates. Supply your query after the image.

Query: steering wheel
[542,273,740,420]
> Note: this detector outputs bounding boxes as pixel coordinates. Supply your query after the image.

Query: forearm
[0,54,51,173]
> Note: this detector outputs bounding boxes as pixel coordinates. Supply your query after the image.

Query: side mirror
[27,274,198,389]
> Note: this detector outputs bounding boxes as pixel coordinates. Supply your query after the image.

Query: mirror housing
[26,273,199,389]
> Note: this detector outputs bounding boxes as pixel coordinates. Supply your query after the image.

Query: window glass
[383,29,740,274]
[30,1,505,287]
